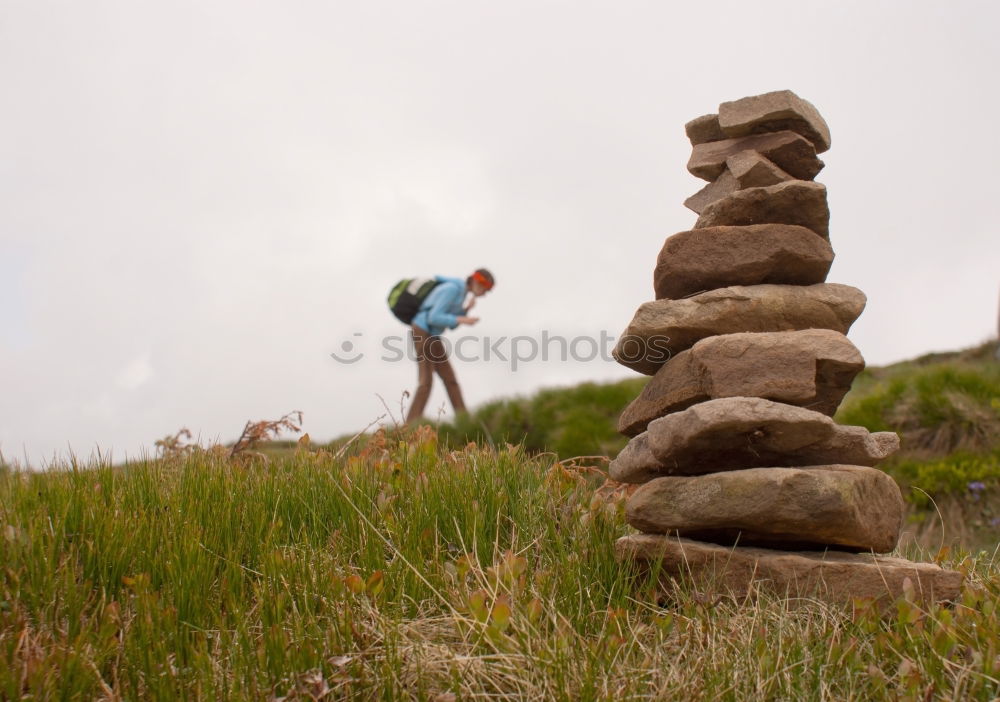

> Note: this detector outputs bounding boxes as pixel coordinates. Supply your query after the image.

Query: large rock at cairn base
[612,283,865,375]
[653,224,834,300]
[718,89,832,153]
[695,180,830,239]
[617,329,863,436]
[611,397,899,483]
[687,131,824,182]
[616,534,963,609]
[625,465,904,552]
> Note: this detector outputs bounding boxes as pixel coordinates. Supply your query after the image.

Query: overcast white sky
[2,1,998,467]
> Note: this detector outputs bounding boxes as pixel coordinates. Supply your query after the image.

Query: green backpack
[387,278,441,324]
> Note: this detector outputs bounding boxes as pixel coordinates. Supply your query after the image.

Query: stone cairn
[610,90,963,608]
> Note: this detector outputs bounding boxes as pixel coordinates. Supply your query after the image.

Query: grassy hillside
[435,341,1000,496]
[435,341,1000,457]
[833,341,1000,516]
[835,341,1000,457]
[3,342,997,697]
[438,378,647,458]
[3,428,1000,699]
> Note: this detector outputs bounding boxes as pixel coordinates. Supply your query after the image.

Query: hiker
[389,269,495,424]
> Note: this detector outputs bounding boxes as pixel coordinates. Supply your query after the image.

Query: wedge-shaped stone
[618,353,702,437]
[726,150,794,188]
[612,283,865,375]
[684,153,795,215]
[615,397,897,481]
[687,131,824,182]
[695,180,830,239]
[616,535,962,609]
[684,170,738,214]
[684,113,724,145]
[617,329,863,436]
[718,90,832,153]
[626,465,904,552]
[653,224,833,300]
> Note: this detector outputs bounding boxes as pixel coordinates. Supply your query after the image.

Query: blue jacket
[412,276,467,336]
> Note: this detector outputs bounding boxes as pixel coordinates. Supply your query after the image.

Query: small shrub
[885,448,1000,508]
[837,358,1000,454]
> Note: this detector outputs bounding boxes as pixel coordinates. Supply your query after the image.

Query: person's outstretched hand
[457,316,480,326]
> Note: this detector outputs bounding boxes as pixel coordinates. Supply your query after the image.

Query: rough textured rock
[684,113,725,145]
[614,397,898,481]
[684,170,738,214]
[617,329,863,436]
[687,131,824,182]
[612,283,866,375]
[625,465,904,552]
[695,180,830,239]
[616,534,963,609]
[685,153,796,214]
[653,224,834,300]
[617,352,702,437]
[606,91,956,611]
[606,431,662,485]
[718,90,832,153]
[726,150,795,188]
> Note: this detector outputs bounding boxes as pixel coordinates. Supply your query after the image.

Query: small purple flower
[968,481,986,493]
[991,517,1000,528]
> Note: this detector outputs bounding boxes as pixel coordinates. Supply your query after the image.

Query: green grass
[3,429,1000,699]
[322,342,1000,554]
[438,378,647,458]
[6,343,999,697]
[1,430,632,699]
[829,340,1000,527]
[835,341,1000,455]
[890,449,1000,505]
[421,341,999,470]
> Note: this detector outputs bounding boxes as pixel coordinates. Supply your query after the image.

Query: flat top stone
[718,90,831,153]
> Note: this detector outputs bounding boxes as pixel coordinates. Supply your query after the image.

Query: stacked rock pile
[610,90,962,607]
